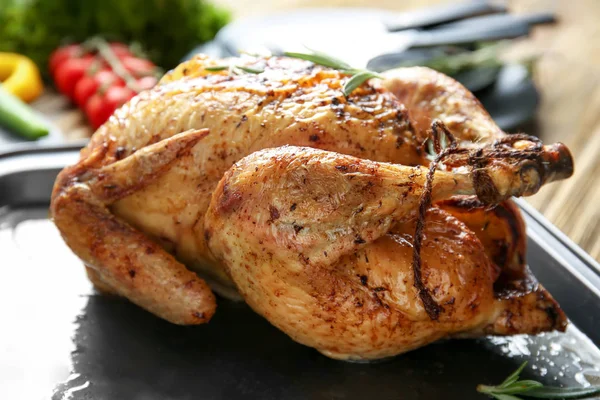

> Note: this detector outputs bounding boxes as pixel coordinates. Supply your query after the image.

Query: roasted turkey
[51,54,573,360]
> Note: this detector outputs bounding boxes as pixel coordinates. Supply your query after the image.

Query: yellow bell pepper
[0,52,44,103]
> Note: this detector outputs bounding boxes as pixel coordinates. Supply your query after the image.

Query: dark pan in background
[0,145,599,400]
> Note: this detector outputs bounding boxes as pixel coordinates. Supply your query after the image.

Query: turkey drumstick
[383,66,573,182]
[205,146,566,360]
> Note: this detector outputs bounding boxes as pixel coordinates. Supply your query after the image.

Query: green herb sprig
[203,50,381,97]
[282,51,353,71]
[283,50,382,97]
[395,42,507,77]
[204,64,264,74]
[477,362,600,400]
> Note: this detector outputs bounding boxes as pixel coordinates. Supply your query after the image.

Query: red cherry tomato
[54,56,97,99]
[73,70,124,108]
[85,94,115,129]
[136,76,158,91]
[105,85,136,110]
[121,56,155,77]
[49,44,86,78]
[85,85,136,129]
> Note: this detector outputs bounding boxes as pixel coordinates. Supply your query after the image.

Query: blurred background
[0,0,598,259]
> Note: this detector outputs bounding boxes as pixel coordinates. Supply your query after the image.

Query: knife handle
[519,13,557,25]
[410,21,531,48]
[385,1,507,32]
[429,12,557,31]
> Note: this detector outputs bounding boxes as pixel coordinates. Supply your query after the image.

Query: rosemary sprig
[477,362,600,400]
[204,65,228,72]
[283,51,382,97]
[283,50,352,71]
[203,51,381,96]
[342,70,383,97]
[204,64,264,74]
[235,65,265,74]
[395,42,507,77]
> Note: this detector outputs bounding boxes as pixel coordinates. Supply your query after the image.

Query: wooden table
[33,0,600,260]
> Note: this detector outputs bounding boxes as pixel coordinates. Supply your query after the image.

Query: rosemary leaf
[494,381,544,395]
[204,65,228,72]
[523,385,600,399]
[478,361,600,400]
[342,70,382,97]
[235,65,264,74]
[394,41,506,76]
[500,362,529,388]
[303,48,354,71]
[283,51,351,70]
[491,394,523,400]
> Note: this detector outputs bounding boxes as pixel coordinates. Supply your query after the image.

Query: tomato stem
[86,37,143,93]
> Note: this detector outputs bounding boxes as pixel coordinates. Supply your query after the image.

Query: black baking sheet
[0,146,599,400]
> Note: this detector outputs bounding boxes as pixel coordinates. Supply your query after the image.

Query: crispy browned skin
[205,147,566,360]
[52,130,216,324]
[51,55,571,357]
[382,66,503,145]
[83,55,424,290]
[382,67,573,185]
[439,197,526,276]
